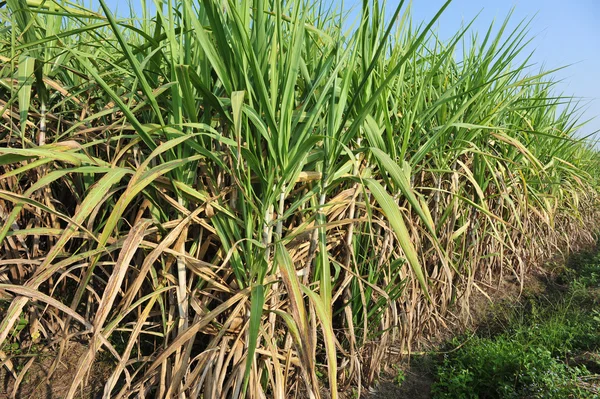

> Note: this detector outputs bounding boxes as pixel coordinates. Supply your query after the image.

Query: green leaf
[242,284,264,396]
[365,178,430,300]
[17,55,35,138]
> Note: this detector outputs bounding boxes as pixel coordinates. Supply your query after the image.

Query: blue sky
[357,0,600,140]
[101,0,600,141]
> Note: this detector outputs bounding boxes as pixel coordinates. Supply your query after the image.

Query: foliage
[432,253,600,399]
[392,364,406,386]
[433,336,591,398]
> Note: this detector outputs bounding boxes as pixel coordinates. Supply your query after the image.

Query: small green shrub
[432,255,600,399]
[392,365,406,386]
[564,253,600,289]
[510,308,600,356]
[432,336,590,398]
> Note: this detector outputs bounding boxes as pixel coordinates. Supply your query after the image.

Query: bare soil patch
[1,341,111,399]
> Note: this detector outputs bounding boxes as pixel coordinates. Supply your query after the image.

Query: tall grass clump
[0,0,599,397]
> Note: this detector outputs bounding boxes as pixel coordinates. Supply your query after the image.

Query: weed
[392,365,406,386]
[432,255,600,398]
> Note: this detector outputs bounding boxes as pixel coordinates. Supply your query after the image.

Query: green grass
[432,249,600,399]
[433,338,592,398]
[0,0,599,397]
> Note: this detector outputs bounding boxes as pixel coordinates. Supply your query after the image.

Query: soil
[363,355,436,399]
[0,341,111,399]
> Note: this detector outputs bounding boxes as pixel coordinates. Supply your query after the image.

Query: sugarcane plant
[0,0,599,397]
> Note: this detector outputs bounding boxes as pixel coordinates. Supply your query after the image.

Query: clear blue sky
[371,0,600,140]
[101,0,600,141]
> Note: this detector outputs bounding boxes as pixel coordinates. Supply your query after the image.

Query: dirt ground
[0,341,110,399]
[364,356,436,399]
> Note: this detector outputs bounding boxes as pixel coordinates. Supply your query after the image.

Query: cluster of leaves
[392,364,407,386]
[566,251,600,289]
[433,339,591,399]
[511,302,600,355]
[432,253,600,399]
